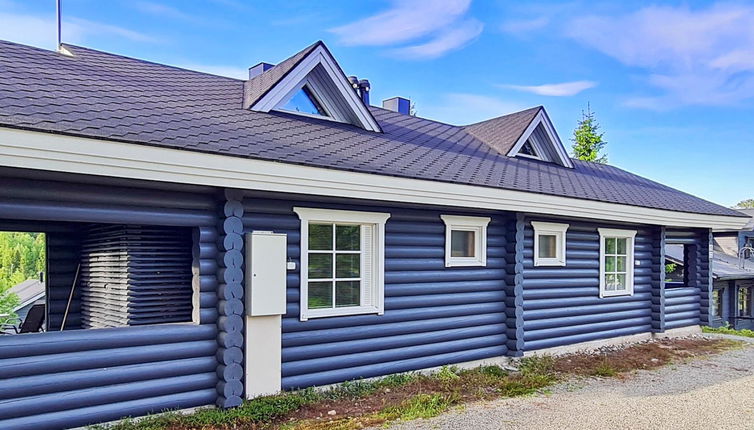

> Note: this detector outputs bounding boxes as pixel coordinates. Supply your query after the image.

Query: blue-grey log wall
[0,175,221,430]
[664,229,710,330]
[520,217,660,351]
[240,196,509,389]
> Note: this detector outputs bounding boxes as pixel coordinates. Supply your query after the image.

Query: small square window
[440,215,491,267]
[598,228,637,298]
[531,222,568,266]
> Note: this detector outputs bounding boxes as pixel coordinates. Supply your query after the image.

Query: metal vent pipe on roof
[349,76,371,105]
[382,97,410,115]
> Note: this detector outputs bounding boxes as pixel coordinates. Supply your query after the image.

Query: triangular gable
[507,108,572,168]
[464,106,573,168]
[243,41,382,132]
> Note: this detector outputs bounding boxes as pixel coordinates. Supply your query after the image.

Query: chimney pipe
[249,62,275,79]
[348,76,371,105]
[382,97,411,115]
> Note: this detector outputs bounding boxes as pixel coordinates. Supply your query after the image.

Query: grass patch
[94,338,738,430]
[702,325,754,338]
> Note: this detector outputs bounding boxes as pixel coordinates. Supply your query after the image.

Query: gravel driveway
[387,336,754,430]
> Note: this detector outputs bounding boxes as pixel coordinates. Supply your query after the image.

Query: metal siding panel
[241,198,509,389]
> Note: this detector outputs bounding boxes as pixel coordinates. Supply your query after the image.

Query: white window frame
[294,207,390,320]
[440,215,491,267]
[598,228,637,298]
[531,221,569,267]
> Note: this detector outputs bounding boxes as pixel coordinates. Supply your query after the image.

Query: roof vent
[348,76,371,105]
[249,62,275,79]
[382,97,410,115]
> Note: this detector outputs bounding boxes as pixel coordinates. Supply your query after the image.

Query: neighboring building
[0,40,749,429]
[713,210,754,329]
[7,279,46,326]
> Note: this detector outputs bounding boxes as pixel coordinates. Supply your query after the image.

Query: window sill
[533,259,566,267]
[445,259,486,268]
[301,305,382,321]
[600,290,633,298]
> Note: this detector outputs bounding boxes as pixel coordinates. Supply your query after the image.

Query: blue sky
[1,0,752,208]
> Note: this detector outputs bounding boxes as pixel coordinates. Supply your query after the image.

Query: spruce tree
[571,105,607,163]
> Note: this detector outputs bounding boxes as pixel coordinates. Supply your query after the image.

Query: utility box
[245,231,287,316]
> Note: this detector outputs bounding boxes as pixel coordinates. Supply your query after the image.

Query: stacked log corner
[216,190,245,408]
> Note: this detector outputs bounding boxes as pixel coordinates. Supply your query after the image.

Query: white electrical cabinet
[245,231,287,316]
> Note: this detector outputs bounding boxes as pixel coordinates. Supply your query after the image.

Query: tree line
[0,232,46,325]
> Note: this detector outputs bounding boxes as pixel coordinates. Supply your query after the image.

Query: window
[440,215,491,267]
[712,288,723,319]
[531,221,568,266]
[739,287,752,317]
[519,140,539,158]
[280,85,329,117]
[598,228,637,298]
[294,207,390,320]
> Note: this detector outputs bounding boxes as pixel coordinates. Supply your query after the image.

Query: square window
[450,230,476,258]
[598,228,637,298]
[532,222,569,267]
[295,207,390,320]
[440,215,491,267]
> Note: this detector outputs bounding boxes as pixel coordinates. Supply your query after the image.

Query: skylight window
[280,85,329,117]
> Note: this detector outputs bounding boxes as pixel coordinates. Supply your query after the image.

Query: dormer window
[519,140,539,158]
[280,85,329,117]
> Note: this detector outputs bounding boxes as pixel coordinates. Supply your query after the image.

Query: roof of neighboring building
[666,246,754,280]
[8,279,45,311]
[0,40,745,218]
[737,209,754,230]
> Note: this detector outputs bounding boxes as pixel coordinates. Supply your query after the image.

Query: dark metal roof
[666,246,754,280]
[463,106,541,156]
[0,39,744,217]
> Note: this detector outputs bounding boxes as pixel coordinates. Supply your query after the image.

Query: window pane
[712,289,722,317]
[605,237,616,254]
[739,288,752,317]
[538,234,557,259]
[451,230,475,257]
[617,238,627,255]
[335,281,360,307]
[616,256,627,272]
[308,253,332,279]
[336,253,360,278]
[605,256,616,272]
[309,224,333,250]
[281,86,328,116]
[605,274,616,291]
[336,225,360,251]
[616,274,627,290]
[308,281,333,309]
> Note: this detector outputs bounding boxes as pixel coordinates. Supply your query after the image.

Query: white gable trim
[251,45,381,132]
[0,128,747,230]
[507,110,574,168]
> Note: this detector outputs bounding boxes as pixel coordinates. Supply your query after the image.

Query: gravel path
[387,336,754,430]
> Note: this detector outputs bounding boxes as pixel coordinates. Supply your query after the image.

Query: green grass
[702,325,754,338]
[380,393,458,421]
[591,360,618,377]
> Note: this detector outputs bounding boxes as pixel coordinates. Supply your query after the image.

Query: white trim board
[0,127,747,230]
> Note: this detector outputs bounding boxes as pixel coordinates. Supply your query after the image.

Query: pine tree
[571,104,607,163]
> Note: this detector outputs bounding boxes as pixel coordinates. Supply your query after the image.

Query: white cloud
[390,19,483,60]
[565,3,754,108]
[173,63,248,79]
[0,11,157,49]
[500,80,597,96]
[421,93,526,125]
[329,0,481,59]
